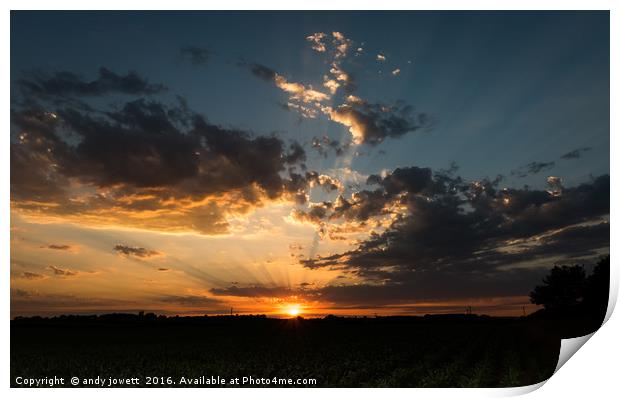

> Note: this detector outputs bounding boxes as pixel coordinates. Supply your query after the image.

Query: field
[10,314,600,388]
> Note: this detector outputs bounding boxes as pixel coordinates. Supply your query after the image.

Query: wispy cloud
[243,32,430,146]
[47,265,78,277]
[113,245,163,259]
[561,147,591,160]
[510,161,556,178]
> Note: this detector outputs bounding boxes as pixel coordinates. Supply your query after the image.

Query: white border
[2,2,617,397]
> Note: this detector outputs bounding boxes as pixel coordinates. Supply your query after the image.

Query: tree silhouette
[530,256,609,320]
[583,256,610,320]
[530,265,586,311]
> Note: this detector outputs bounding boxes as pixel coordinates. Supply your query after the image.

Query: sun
[285,305,301,317]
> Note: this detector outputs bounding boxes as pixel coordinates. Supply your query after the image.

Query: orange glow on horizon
[284,304,301,317]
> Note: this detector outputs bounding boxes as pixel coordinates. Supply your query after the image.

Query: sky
[10,11,609,318]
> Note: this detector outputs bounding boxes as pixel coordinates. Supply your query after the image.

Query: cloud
[279,101,320,118]
[10,94,313,235]
[323,167,368,189]
[207,277,546,310]
[13,271,45,280]
[511,149,591,179]
[306,32,327,52]
[47,265,78,277]
[244,62,333,105]
[242,33,429,146]
[113,245,162,259]
[546,176,563,196]
[242,61,330,104]
[326,100,431,145]
[274,75,330,103]
[300,166,609,293]
[305,171,344,192]
[244,62,277,81]
[311,135,352,157]
[332,32,352,59]
[45,244,73,251]
[323,77,340,94]
[327,32,356,93]
[290,202,332,226]
[16,67,166,99]
[179,46,212,65]
[288,167,438,229]
[511,161,556,178]
[288,162,608,307]
[561,147,591,160]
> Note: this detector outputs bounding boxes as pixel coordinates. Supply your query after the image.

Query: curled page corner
[549,269,619,379]
[554,332,595,374]
[501,379,548,396]
[501,332,598,396]
[519,285,617,395]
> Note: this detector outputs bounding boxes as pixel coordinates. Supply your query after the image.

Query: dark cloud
[13,271,45,280]
[311,135,351,157]
[208,269,546,307]
[10,92,313,234]
[190,114,308,199]
[329,99,432,146]
[16,67,166,99]
[293,166,437,225]
[368,166,433,195]
[47,265,78,276]
[113,245,162,259]
[561,147,591,160]
[315,271,546,305]
[510,161,555,178]
[179,46,212,65]
[284,141,306,164]
[46,244,73,251]
[57,100,201,187]
[294,164,608,303]
[241,62,277,82]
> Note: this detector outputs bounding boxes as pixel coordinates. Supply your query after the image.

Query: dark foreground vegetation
[11,257,609,387]
[11,311,605,388]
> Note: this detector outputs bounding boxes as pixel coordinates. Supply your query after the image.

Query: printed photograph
[10,10,610,388]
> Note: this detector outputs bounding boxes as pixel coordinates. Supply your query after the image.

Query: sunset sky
[10,11,609,318]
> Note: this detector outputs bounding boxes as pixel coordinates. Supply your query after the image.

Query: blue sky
[11,11,609,187]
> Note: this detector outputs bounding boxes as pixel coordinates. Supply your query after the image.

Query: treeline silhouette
[13,312,497,327]
[529,255,609,325]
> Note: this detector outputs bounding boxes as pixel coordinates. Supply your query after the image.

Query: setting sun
[285,305,301,317]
